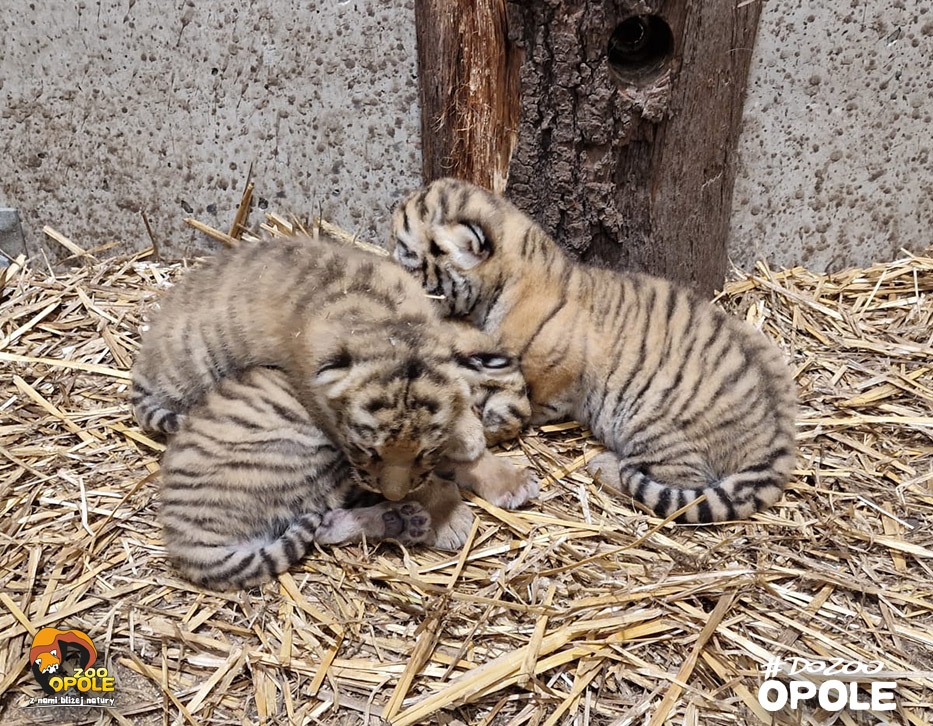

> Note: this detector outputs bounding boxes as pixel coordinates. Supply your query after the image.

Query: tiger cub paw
[492,467,540,510]
[481,409,528,447]
[585,451,622,488]
[451,451,540,510]
[382,502,432,544]
[316,501,431,545]
[429,501,476,551]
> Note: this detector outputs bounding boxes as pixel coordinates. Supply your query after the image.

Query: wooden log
[415,0,763,295]
[414,0,522,192]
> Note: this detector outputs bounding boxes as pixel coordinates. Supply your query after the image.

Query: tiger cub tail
[130,372,185,434]
[588,449,792,524]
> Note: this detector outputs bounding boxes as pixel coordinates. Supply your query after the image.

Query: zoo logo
[29,627,114,697]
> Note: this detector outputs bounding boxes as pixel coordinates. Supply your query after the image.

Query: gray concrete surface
[0,208,26,264]
[0,0,422,261]
[729,1,933,271]
[1,1,930,271]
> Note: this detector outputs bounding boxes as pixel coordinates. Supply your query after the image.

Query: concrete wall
[729,0,933,271]
[1,1,930,271]
[0,0,422,262]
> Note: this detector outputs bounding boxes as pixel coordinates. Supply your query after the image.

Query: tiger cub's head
[390,178,521,318]
[444,321,531,446]
[302,320,487,501]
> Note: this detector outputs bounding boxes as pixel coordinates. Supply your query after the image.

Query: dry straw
[0,213,931,725]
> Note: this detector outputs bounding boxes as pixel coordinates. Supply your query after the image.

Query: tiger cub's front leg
[407,475,476,550]
[450,451,540,510]
[442,320,539,508]
[410,458,537,551]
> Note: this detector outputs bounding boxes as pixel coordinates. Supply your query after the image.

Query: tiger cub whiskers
[391,178,796,524]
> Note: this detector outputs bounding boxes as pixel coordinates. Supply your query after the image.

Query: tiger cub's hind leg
[586,450,711,492]
[314,501,431,545]
[585,451,623,489]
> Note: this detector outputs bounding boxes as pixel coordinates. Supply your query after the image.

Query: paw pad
[381,510,404,538]
[391,502,431,543]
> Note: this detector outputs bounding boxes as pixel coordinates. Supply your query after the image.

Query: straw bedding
[0,217,931,725]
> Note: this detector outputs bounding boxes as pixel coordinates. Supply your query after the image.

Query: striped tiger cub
[161,366,432,590]
[162,323,536,591]
[131,233,536,508]
[391,178,797,524]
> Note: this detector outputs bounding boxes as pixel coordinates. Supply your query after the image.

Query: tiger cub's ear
[434,222,492,270]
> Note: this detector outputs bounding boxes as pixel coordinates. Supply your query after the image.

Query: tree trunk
[414,0,522,193]
[415,0,762,295]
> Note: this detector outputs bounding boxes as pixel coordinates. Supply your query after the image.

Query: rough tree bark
[414,0,762,295]
[414,0,522,193]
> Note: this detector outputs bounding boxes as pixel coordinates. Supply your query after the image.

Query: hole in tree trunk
[607,15,674,82]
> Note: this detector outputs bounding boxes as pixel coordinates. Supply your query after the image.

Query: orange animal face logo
[34,649,62,674]
[29,627,97,695]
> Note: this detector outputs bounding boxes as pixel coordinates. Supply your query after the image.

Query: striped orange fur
[391,179,796,523]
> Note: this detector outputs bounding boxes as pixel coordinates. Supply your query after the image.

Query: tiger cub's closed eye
[317,351,352,375]
[473,353,511,369]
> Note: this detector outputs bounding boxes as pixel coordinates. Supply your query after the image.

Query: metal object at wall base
[0,208,27,266]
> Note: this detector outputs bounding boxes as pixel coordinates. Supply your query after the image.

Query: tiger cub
[161,323,536,590]
[131,233,534,507]
[161,366,432,590]
[391,179,797,524]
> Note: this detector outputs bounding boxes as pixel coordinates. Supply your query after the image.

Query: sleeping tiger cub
[158,313,536,590]
[391,178,797,523]
[163,320,534,589]
[132,233,536,510]
[161,366,432,589]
